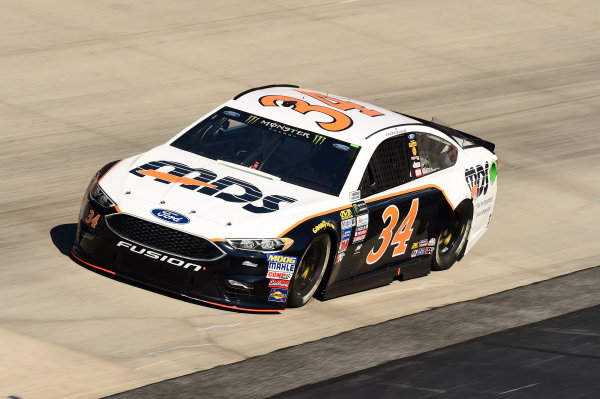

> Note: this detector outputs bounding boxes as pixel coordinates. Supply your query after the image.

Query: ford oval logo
[408,133,416,140]
[333,143,350,151]
[223,110,240,118]
[151,209,190,224]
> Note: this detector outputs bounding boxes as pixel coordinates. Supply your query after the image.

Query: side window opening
[416,133,458,176]
[359,136,411,197]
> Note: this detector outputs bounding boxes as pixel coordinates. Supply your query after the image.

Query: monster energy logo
[246,115,260,124]
[313,135,326,145]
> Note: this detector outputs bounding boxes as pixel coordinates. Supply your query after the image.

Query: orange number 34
[85,210,100,229]
[366,199,419,265]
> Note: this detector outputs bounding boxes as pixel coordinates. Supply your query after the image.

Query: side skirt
[320,257,431,300]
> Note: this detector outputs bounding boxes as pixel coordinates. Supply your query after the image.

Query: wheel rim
[293,236,329,297]
[438,211,466,255]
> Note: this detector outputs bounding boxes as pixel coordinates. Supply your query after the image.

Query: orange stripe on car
[278,184,454,237]
[181,294,284,313]
[71,250,116,275]
[98,160,123,183]
[139,170,217,188]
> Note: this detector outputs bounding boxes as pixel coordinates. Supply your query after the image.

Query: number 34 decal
[366,199,419,265]
[85,210,100,228]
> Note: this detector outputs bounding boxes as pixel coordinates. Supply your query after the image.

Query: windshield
[171,107,361,196]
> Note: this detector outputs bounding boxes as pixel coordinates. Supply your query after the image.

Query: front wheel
[287,234,331,308]
[432,205,472,271]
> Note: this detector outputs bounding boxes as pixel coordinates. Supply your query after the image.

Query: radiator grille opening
[106,213,224,261]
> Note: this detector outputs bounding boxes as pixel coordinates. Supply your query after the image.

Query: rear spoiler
[398,113,495,154]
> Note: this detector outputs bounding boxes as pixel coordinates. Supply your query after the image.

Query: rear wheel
[432,205,472,271]
[287,234,331,307]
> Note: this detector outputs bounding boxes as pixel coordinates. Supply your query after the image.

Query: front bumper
[72,198,289,312]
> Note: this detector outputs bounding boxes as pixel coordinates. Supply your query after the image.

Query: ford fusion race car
[72,84,497,312]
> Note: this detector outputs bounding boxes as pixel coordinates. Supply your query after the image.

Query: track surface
[108,266,600,399]
[274,308,600,398]
[1,1,599,398]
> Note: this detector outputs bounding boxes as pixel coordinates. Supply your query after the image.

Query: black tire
[287,234,331,307]
[432,205,472,271]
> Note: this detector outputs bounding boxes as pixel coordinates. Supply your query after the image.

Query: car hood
[98,145,339,238]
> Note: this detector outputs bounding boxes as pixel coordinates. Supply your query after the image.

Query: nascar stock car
[72,84,497,312]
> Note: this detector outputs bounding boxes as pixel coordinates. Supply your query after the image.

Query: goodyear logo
[340,209,353,220]
[313,220,335,233]
[268,288,288,302]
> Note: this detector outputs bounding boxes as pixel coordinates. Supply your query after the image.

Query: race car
[72,84,497,312]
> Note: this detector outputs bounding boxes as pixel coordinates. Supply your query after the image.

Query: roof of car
[228,85,422,146]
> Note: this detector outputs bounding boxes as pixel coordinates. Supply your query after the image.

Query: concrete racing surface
[1,0,599,398]
[107,266,600,399]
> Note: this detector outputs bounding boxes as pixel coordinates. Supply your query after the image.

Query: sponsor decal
[335,252,345,264]
[354,244,363,254]
[333,143,350,151]
[419,239,428,248]
[411,249,418,258]
[412,161,421,168]
[267,270,293,280]
[428,238,436,246]
[151,208,190,224]
[313,134,326,144]
[224,110,240,118]
[313,220,336,233]
[411,156,420,161]
[487,214,493,226]
[408,141,418,148]
[341,219,354,229]
[267,254,297,273]
[352,229,367,244]
[341,228,352,241]
[425,247,434,254]
[340,208,354,220]
[268,288,288,302]
[414,168,422,178]
[408,133,416,140]
[116,241,203,271]
[356,214,369,226]
[242,260,258,267]
[476,196,495,208]
[130,160,297,214]
[411,242,419,250]
[385,128,406,137]
[476,206,493,218]
[417,248,426,256]
[352,201,368,215]
[465,161,490,198]
[245,115,260,124]
[349,190,361,202]
[260,119,311,139]
[269,279,290,288]
[412,147,417,156]
[338,239,349,253]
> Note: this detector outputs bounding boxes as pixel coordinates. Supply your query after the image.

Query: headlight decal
[227,238,294,253]
[89,182,116,208]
